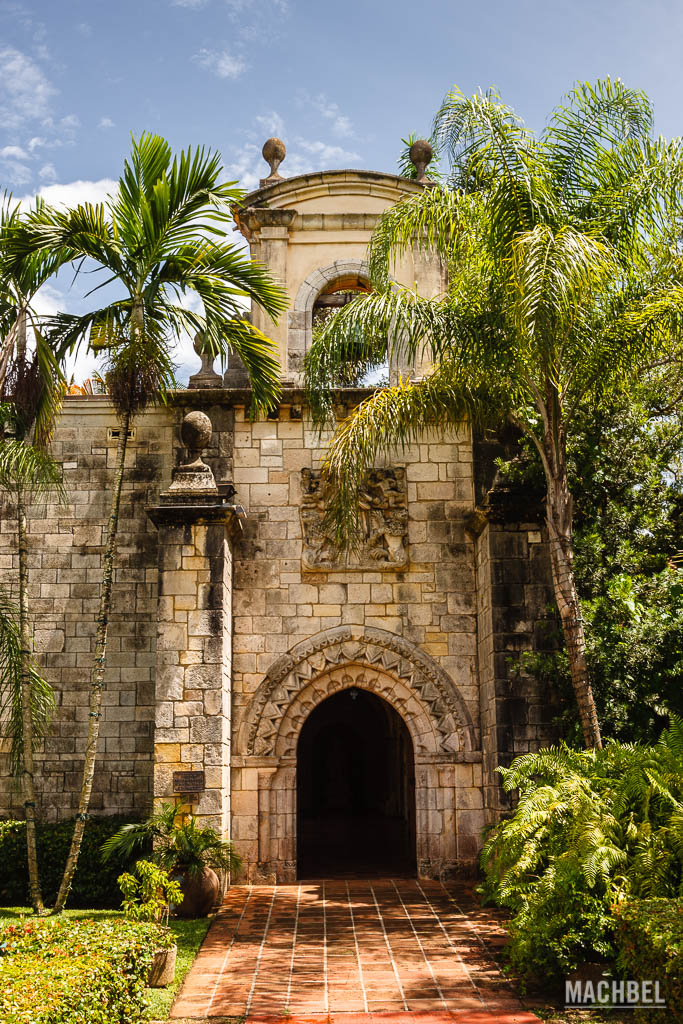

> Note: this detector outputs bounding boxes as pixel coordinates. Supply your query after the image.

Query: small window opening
[107,426,136,442]
[312,277,387,387]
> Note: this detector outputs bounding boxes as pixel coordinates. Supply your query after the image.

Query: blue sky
[2,0,683,379]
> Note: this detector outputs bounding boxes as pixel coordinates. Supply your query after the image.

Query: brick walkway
[170,879,539,1022]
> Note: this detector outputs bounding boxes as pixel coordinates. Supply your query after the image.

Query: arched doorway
[297,688,416,878]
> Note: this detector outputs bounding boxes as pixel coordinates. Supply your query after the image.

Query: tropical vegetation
[480,717,683,984]
[0,133,286,909]
[615,898,683,1021]
[0,815,145,909]
[118,860,183,927]
[306,77,683,749]
[0,915,165,1023]
[0,195,72,913]
[102,803,242,879]
[512,368,683,743]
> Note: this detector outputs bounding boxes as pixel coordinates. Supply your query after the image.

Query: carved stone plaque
[173,770,205,792]
[300,467,408,571]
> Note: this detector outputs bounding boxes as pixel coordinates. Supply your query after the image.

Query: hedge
[615,898,683,1022]
[0,917,165,1023]
[0,816,146,908]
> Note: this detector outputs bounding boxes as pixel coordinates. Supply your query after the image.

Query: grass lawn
[0,906,211,1022]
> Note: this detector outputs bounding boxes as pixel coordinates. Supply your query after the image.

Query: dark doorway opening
[297,687,416,878]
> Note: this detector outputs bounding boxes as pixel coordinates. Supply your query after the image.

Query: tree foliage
[513,369,683,742]
[306,78,683,748]
[481,719,683,982]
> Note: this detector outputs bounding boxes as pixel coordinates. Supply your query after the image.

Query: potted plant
[118,859,182,987]
[103,804,242,918]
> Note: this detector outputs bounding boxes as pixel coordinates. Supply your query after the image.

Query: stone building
[0,142,557,881]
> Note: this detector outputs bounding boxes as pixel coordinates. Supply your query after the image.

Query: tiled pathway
[171,879,539,1022]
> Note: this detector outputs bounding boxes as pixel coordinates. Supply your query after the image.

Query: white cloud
[303,92,356,139]
[38,162,57,182]
[193,48,247,79]
[174,0,208,6]
[225,109,363,193]
[0,159,32,185]
[0,47,55,130]
[0,144,28,160]
[60,113,80,130]
[31,282,65,319]
[254,111,285,138]
[19,178,118,210]
[294,139,361,166]
[224,142,262,192]
[98,116,115,130]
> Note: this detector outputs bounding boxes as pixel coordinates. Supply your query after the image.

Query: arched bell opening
[296,687,416,878]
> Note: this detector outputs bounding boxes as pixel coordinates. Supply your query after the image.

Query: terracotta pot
[148,943,177,987]
[176,866,220,918]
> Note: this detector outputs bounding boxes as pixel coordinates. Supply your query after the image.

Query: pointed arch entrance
[297,688,416,878]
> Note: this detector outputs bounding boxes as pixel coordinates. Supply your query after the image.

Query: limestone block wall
[152,512,234,834]
[0,397,174,820]
[474,517,558,819]
[0,383,556,877]
[224,395,486,874]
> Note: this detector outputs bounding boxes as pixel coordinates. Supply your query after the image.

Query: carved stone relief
[300,467,408,571]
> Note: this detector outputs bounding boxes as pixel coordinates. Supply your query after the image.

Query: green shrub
[481,719,683,985]
[615,899,683,1022]
[0,917,162,1023]
[119,859,183,925]
[0,816,146,908]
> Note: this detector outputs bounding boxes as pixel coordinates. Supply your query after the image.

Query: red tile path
[170,879,539,1023]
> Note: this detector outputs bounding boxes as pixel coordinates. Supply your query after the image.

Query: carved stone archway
[232,627,481,883]
[238,625,477,758]
[287,259,371,373]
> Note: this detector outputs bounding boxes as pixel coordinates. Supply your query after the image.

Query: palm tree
[0,198,70,912]
[11,134,288,911]
[306,79,683,750]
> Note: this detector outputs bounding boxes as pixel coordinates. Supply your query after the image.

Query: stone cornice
[146,499,242,530]
[238,168,425,210]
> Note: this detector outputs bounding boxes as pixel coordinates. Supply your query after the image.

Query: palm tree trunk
[53,410,131,913]
[545,472,603,750]
[17,483,44,913]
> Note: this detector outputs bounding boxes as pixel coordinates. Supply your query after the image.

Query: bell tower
[230,138,445,382]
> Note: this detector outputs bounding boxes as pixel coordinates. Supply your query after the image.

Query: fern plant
[481,718,683,983]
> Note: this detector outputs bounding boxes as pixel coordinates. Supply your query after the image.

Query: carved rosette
[300,467,408,571]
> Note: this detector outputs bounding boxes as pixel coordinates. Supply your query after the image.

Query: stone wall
[0,386,557,881]
[0,397,174,819]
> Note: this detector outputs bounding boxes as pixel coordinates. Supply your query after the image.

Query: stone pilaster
[239,208,295,376]
[147,411,239,836]
[468,477,559,822]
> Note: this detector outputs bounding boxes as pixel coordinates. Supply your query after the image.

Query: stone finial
[260,137,286,187]
[188,332,222,390]
[409,139,433,183]
[168,410,218,495]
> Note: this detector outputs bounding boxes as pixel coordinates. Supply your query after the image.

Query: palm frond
[543,77,653,201]
[319,361,509,548]
[0,587,55,776]
[0,437,64,500]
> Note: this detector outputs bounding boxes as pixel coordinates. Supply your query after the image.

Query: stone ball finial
[180,410,213,456]
[262,137,286,182]
[409,139,433,183]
